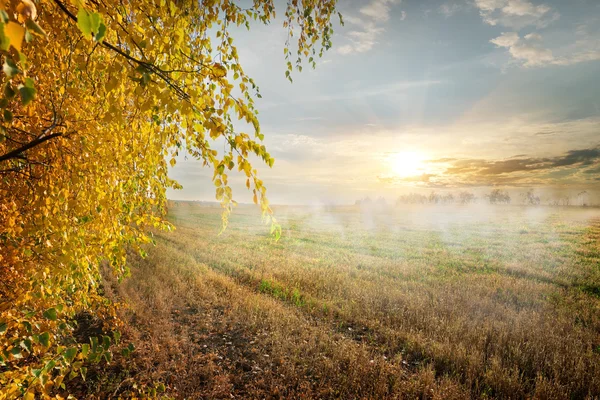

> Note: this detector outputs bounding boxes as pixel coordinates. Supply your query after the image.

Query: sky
[168,0,600,205]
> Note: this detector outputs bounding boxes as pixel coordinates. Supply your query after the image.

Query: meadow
[98,202,600,399]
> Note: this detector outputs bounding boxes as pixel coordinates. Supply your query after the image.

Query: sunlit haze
[168,0,600,205]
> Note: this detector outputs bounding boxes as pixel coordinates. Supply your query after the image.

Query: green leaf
[77,8,92,38]
[20,339,32,352]
[81,343,90,357]
[43,360,56,372]
[80,367,87,381]
[18,84,36,106]
[102,335,111,349]
[90,336,98,352]
[38,332,50,347]
[32,368,42,378]
[64,347,77,363]
[25,20,47,37]
[0,22,9,51]
[3,58,20,78]
[43,308,57,321]
[95,22,106,42]
[10,347,23,359]
[0,322,7,334]
[4,83,15,99]
[3,109,12,122]
[89,12,101,34]
[113,330,121,345]
[87,351,99,363]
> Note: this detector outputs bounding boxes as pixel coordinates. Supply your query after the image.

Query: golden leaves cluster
[0,0,338,397]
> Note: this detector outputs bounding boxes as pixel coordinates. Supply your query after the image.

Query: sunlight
[389,151,426,177]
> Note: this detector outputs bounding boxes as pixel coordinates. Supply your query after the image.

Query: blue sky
[169,0,600,204]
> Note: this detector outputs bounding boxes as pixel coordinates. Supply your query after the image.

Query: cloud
[379,144,600,189]
[474,0,559,29]
[360,0,398,22]
[491,32,553,67]
[491,31,600,67]
[445,148,600,176]
[423,147,600,187]
[523,32,542,41]
[552,31,600,66]
[344,27,385,53]
[337,0,401,55]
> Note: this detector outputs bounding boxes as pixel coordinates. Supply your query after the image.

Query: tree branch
[52,0,191,101]
[0,132,63,163]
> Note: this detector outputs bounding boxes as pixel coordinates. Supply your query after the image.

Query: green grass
[106,203,600,399]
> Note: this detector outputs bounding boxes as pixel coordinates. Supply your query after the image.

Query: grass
[102,203,600,399]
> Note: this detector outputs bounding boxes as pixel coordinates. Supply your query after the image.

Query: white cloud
[491,31,600,68]
[491,32,554,67]
[553,40,600,66]
[490,32,520,47]
[523,32,542,41]
[359,0,398,22]
[346,27,385,53]
[474,0,559,29]
[337,0,402,55]
[337,45,355,55]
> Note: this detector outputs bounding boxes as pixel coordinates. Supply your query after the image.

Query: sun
[389,151,426,177]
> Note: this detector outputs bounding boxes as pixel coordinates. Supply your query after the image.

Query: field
[98,203,600,399]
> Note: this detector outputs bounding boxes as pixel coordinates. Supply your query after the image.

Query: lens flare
[390,151,426,177]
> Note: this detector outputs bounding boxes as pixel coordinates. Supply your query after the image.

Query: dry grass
[102,203,600,399]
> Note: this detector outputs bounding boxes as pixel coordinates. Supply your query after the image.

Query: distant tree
[428,191,441,204]
[576,191,589,206]
[442,193,455,204]
[396,193,428,205]
[522,189,541,205]
[459,191,476,204]
[488,189,511,204]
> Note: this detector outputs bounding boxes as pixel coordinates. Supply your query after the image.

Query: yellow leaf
[5,21,25,51]
[212,63,227,78]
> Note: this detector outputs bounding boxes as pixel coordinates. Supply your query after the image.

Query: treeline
[355,189,592,207]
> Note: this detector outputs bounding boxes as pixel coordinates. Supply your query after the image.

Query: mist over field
[107,202,600,398]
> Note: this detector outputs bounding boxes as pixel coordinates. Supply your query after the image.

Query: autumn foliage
[0,0,338,397]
